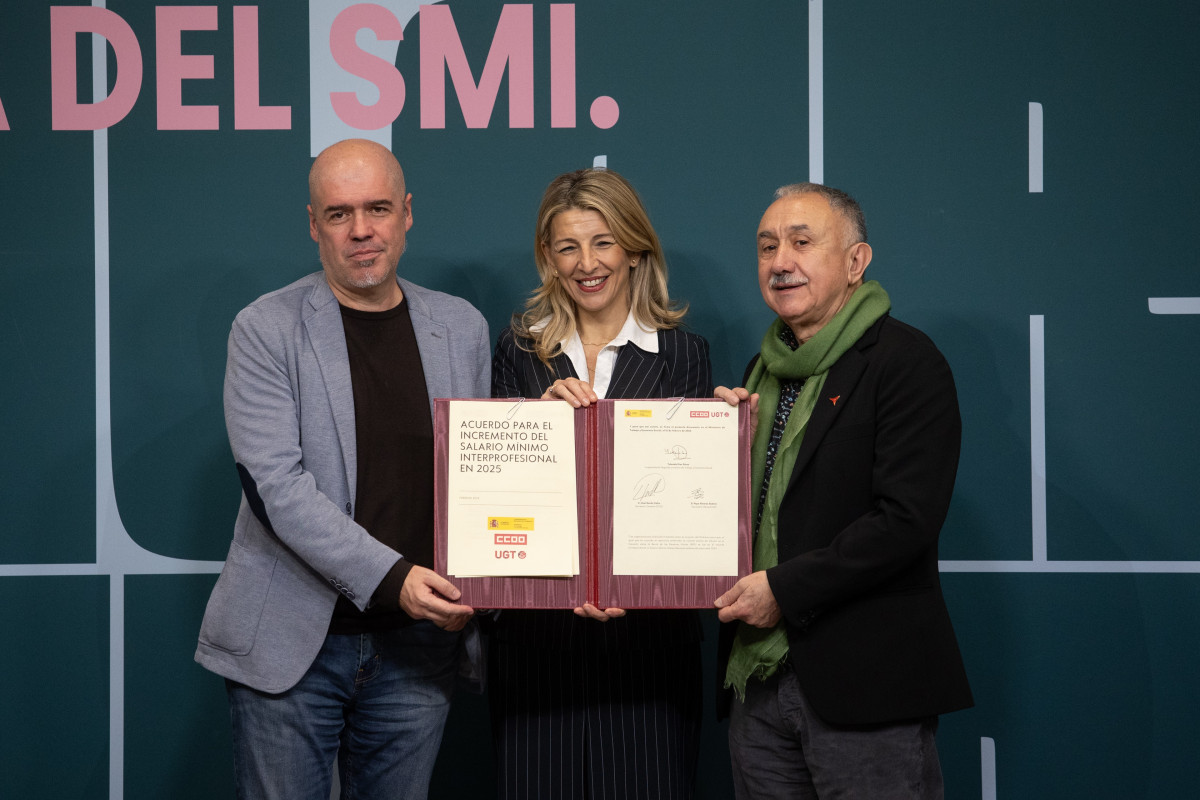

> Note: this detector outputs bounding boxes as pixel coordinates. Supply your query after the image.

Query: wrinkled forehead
[759,193,851,242]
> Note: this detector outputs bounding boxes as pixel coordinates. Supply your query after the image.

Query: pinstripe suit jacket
[490,324,713,649]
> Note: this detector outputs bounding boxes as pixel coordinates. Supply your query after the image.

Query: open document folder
[434,398,752,609]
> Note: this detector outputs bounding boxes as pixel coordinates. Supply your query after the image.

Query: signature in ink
[632,474,666,501]
[665,444,689,460]
[688,488,705,500]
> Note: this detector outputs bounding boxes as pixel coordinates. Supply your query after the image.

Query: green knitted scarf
[725,280,891,699]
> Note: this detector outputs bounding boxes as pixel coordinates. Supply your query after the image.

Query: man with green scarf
[713,184,972,799]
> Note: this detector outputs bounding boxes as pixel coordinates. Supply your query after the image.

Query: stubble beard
[323,239,407,290]
[344,258,387,289]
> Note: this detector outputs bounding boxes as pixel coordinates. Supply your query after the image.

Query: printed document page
[446,400,579,577]
[611,400,739,576]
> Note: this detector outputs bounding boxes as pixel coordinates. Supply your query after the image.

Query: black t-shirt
[329,298,433,634]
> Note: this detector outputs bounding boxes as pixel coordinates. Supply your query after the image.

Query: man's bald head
[309,138,406,209]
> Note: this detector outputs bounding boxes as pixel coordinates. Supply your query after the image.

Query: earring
[553,270,559,277]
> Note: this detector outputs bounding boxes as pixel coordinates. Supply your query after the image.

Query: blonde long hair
[513,168,686,365]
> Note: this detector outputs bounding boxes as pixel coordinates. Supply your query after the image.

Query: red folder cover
[433,398,753,609]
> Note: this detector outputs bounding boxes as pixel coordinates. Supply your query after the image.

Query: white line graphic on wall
[1148,297,1200,314]
[1029,102,1043,193]
[939,314,1200,575]
[981,738,997,800]
[809,0,823,184]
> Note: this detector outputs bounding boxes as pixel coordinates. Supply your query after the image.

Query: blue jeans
[728,663,943,799]
[227,623,460,800]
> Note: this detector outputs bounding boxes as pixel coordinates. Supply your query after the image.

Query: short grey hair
[774,182,868,245]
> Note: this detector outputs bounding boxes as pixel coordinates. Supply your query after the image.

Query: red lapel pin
[829,395,841,406]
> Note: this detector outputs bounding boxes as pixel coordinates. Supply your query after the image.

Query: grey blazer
[195,271,490,693]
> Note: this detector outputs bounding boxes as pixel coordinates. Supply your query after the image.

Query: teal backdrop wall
[2,1,1198,797]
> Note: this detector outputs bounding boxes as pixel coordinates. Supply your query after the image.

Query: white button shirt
[558,310,658,398]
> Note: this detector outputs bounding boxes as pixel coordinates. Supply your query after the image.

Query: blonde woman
[489,168,712,799]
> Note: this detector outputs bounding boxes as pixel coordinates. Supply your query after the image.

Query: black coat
[719,314,973,725]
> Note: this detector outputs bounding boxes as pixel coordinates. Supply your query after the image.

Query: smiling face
[756,193,872,342]
[307,140,413,310]
[543,208,640,328]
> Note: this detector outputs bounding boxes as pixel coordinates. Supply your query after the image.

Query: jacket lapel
[784,316,883,493]
[303,278,359,501]
[607,341,664,399]
[550,351,578,381]
[400,278,451,416]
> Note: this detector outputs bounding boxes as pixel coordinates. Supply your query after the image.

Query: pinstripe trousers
[489,630,703,799]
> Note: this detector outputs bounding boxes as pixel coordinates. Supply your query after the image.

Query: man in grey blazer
[195,139,490,800]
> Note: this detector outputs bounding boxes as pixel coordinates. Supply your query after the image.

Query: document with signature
[611,400,739,576]
[444,400,579,577]
[434,398,752,609]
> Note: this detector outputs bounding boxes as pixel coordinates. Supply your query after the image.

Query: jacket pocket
[198,540,276,656]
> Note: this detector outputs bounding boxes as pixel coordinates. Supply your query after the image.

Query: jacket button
[345,502,352,514]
